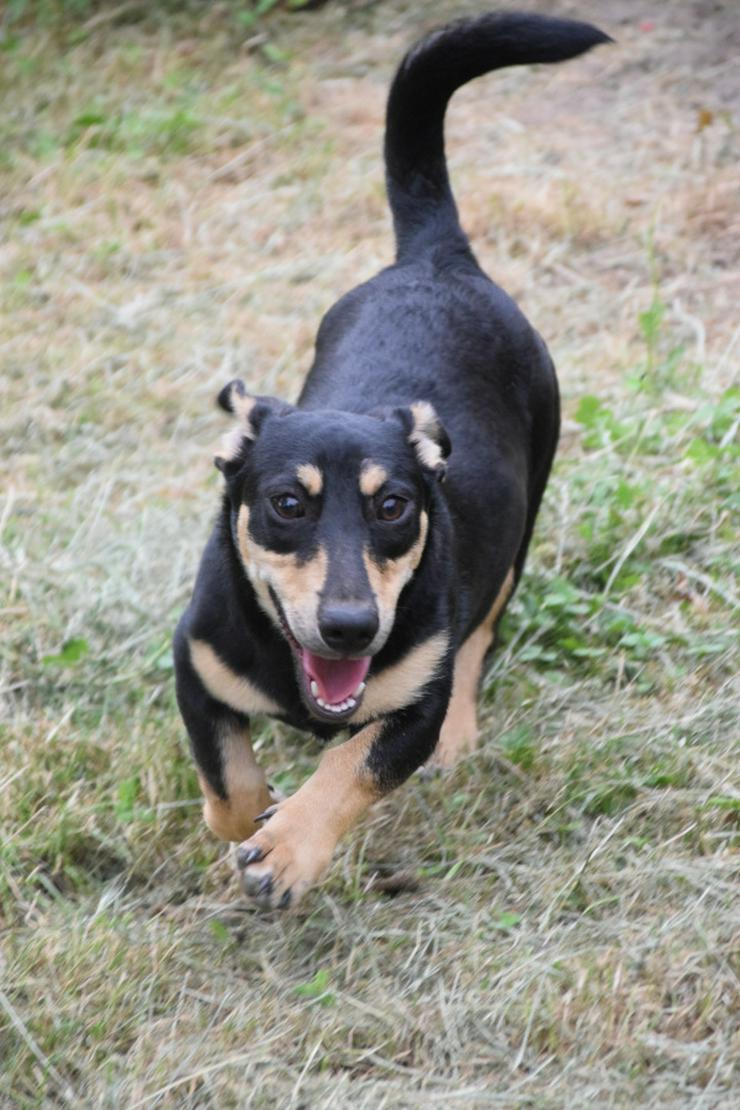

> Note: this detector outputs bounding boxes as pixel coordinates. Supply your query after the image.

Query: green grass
[1,0,738,1104]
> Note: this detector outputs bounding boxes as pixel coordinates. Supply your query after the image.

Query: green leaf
[704,796,740,812]
[500,725,535,771]
[685,437,720,465]
[295,969,335,1005]
[72,111,107,128]
[614,479,637,508]
[42,637,89,666]
[209,920,231,944]
[114,776,139,822]
[13,268,33,288]
[638,299,665,343]
[575,395,603,428]
[261,42,288,64]
[494,911,522,931]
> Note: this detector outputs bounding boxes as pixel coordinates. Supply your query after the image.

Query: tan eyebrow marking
[296,463,323,497]
[359,461,389,498]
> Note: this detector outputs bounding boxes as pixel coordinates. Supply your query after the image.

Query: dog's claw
[254,874,275,907]
[236,845,263,868]
[278,889,292,909]
[254,804,278,823]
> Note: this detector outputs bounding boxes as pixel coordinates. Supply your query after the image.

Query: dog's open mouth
[271,592,370,722]
[299,649,370,720]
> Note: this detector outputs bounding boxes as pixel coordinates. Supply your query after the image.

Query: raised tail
[384,12,612,260]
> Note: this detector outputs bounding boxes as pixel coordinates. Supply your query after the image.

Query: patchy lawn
[1,1,738,1104]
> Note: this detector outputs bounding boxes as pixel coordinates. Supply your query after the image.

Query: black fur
[174,13,609,809]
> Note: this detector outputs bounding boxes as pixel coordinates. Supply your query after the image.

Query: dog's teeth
[316,695,359,715]
[310,680,319,697]
[355,681,366,696]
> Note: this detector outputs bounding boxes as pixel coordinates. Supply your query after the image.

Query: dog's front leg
[174,645,274,843]
[236,669,452,909]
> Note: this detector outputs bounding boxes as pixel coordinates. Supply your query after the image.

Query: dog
[173,12,611,908]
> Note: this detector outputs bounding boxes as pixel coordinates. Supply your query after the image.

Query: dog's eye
[377,495,407,522]
[271,493,305,519]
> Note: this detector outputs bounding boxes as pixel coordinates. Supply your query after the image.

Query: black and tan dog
[174,12,610,908]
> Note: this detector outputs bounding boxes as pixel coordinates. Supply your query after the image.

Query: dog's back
[300,13,610,634]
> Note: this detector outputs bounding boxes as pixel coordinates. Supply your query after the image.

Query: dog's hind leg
[431,567,514,770]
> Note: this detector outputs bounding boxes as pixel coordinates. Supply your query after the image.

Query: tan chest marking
[190,638,281,717]
[431,567,515,770]
[353,630,449,723]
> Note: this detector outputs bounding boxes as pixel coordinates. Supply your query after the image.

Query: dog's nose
[319,602,379,654]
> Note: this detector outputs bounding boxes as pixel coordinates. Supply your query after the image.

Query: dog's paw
[235,800,334,910]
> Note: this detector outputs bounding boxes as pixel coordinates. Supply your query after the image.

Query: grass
[1,0,738,1104]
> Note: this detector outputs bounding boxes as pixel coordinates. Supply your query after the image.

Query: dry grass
[1,1,738,1105]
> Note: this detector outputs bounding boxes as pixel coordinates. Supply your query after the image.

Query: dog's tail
[385,12,612,260]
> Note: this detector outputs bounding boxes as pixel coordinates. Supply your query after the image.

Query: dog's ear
[407,402,451,480]
[378,401,451,481]
[214,379,292,475]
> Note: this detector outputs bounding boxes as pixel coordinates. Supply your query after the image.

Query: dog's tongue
[301,650,370,705]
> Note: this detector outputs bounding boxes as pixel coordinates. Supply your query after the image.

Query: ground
[1,0,738,1105]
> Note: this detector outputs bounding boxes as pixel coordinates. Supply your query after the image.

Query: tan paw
[235,801,335,910]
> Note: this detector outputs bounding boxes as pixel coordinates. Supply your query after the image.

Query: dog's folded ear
[378,401,451,481]
[214,379,293,475]
[408,402,451,479]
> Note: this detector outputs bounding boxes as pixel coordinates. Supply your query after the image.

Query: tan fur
[226,385,258,427]
[431,568,515,769]
[359,461,389,497]
[363,510,428,645]
[199,725,273,841]
[214,425,248,466]
[409,401,445,472]
[214,389,258,467]
[236,504,328,643]
[190,638,281,716]
[353,630,448,723]
[296,463,323,497]
[237,724,382,903]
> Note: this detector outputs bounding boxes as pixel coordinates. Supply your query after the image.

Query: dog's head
[214,379,450,723]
